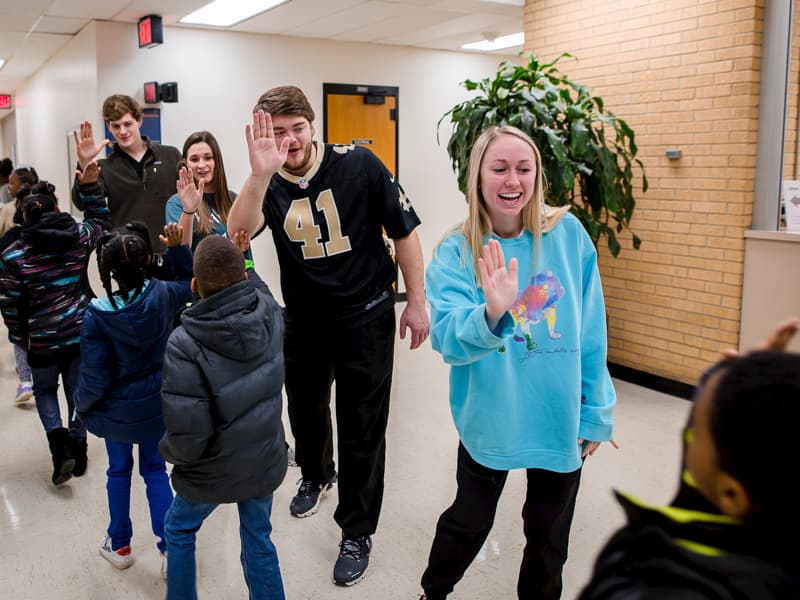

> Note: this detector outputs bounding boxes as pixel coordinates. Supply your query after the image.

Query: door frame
[322,83,399,177]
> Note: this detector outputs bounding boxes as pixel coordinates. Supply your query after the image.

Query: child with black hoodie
[159,234,287,600]
[0,168,109,486]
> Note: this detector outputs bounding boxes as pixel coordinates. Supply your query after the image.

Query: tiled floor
[0,311,691,599]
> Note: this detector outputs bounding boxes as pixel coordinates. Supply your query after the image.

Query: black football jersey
[261,143,421,323]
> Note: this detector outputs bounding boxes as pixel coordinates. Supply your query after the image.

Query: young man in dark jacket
[159,234,287,600]
[71,94,181,276]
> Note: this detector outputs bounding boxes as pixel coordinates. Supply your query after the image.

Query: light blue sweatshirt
[425,213,615,472]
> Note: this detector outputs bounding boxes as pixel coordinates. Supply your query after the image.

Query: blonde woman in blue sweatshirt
[418,125,616,600]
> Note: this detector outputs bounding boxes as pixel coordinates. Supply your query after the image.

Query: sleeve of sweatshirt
[75,310,113,414]
[425,234,514,366]
[76,182,111,247]
[159,332,213,465]
[165,194,184,226]
[166,243,194,281]
[576,227,616,442]
[0,252,28,346]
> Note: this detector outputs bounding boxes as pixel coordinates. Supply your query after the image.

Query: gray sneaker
[333,535,372,586]
[289,474,337,517]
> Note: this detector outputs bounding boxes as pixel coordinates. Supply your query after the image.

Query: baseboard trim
[608,362,694,401]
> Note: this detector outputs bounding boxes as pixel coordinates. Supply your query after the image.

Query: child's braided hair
[96,221,153,309]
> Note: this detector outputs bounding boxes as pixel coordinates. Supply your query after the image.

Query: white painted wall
[94,22,510,296]
[13,22,99,209]
[15,19,511,299]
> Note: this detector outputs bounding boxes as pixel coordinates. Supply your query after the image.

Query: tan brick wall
[525,0,763,384]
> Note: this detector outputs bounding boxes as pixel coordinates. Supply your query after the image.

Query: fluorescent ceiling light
[0,59,6,71]
[462,32,524,51]
[180,0,291,27]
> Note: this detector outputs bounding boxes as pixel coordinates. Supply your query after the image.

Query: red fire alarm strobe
[0,95,11,110]
[144,82,160,104]
[138,15,164,48]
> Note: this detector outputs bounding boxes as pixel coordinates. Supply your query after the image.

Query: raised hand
[722,317,799,360]
[231,229,251,253]
[159,222,183,248]
[73,121,108,169]
[245,110,290,177]
[75,161,101,184]
[478,239,518,330]
[176,166,203,214]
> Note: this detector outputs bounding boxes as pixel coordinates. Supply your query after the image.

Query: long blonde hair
[461,125,567,284]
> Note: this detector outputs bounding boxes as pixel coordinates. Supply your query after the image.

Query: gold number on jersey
[283,191,352,259]
[284,198,324,259]
[317,190,352,256]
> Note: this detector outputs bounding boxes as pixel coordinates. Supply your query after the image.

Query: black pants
[421,443,582,600]
[284,307,396,538]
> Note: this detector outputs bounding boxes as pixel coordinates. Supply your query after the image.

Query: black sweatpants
[421,443,582,600]
[284,307,396,538]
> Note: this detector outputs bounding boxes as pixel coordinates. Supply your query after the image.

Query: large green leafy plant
[439,52,646,256]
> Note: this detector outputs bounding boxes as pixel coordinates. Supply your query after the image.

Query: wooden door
[323,84,403,296]
[323,84,398,175]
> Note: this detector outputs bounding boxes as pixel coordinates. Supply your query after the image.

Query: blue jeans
[165,494,285,600]
[105,435,173,553]
[30,352,85,439]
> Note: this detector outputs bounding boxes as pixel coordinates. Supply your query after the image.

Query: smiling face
[479,133,537,237]
[107,112,143,153]
[185,142,215,187]
[271,114,315,176]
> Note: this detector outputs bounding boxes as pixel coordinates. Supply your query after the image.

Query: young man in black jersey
[228,86,429,586]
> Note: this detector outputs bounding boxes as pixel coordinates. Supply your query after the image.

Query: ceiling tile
[34,16,90,35]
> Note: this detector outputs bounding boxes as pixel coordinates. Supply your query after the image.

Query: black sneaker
[289,474,336,517]
[333,535,372,586]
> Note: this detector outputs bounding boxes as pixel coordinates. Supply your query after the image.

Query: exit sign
[138,15,163,48]
[0,95,12,110]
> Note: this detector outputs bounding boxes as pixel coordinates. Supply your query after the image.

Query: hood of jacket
[87,280,164,347]
[21,212,79,252]
[180,280,274,361]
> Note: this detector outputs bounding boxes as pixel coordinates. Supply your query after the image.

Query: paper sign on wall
[782,180,800,232]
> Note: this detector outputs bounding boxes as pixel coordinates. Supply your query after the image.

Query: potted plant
[439,51,646,257]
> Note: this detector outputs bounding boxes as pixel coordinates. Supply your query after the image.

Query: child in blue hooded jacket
[75,221,192,577]
[419,125,617,600]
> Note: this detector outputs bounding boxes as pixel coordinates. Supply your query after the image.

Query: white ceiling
[0,0,524,93]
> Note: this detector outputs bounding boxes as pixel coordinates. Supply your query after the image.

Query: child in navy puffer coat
[75,221,192,577]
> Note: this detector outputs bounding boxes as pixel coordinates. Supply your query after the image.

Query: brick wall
[525,0,763,384]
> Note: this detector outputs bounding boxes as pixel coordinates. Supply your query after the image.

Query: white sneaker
[99,535,134,570]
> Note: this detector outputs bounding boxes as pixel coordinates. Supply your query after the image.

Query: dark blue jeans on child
[30,352,85,438]
[105,435,172,553]
[164,494,285,600]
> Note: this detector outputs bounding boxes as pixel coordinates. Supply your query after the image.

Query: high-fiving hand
[478,239,518,330]
[73,121,108,170]
[246,111,291,177]
[176,167,203,214]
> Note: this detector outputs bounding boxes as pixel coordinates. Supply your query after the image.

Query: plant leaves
[440,51,645,256]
